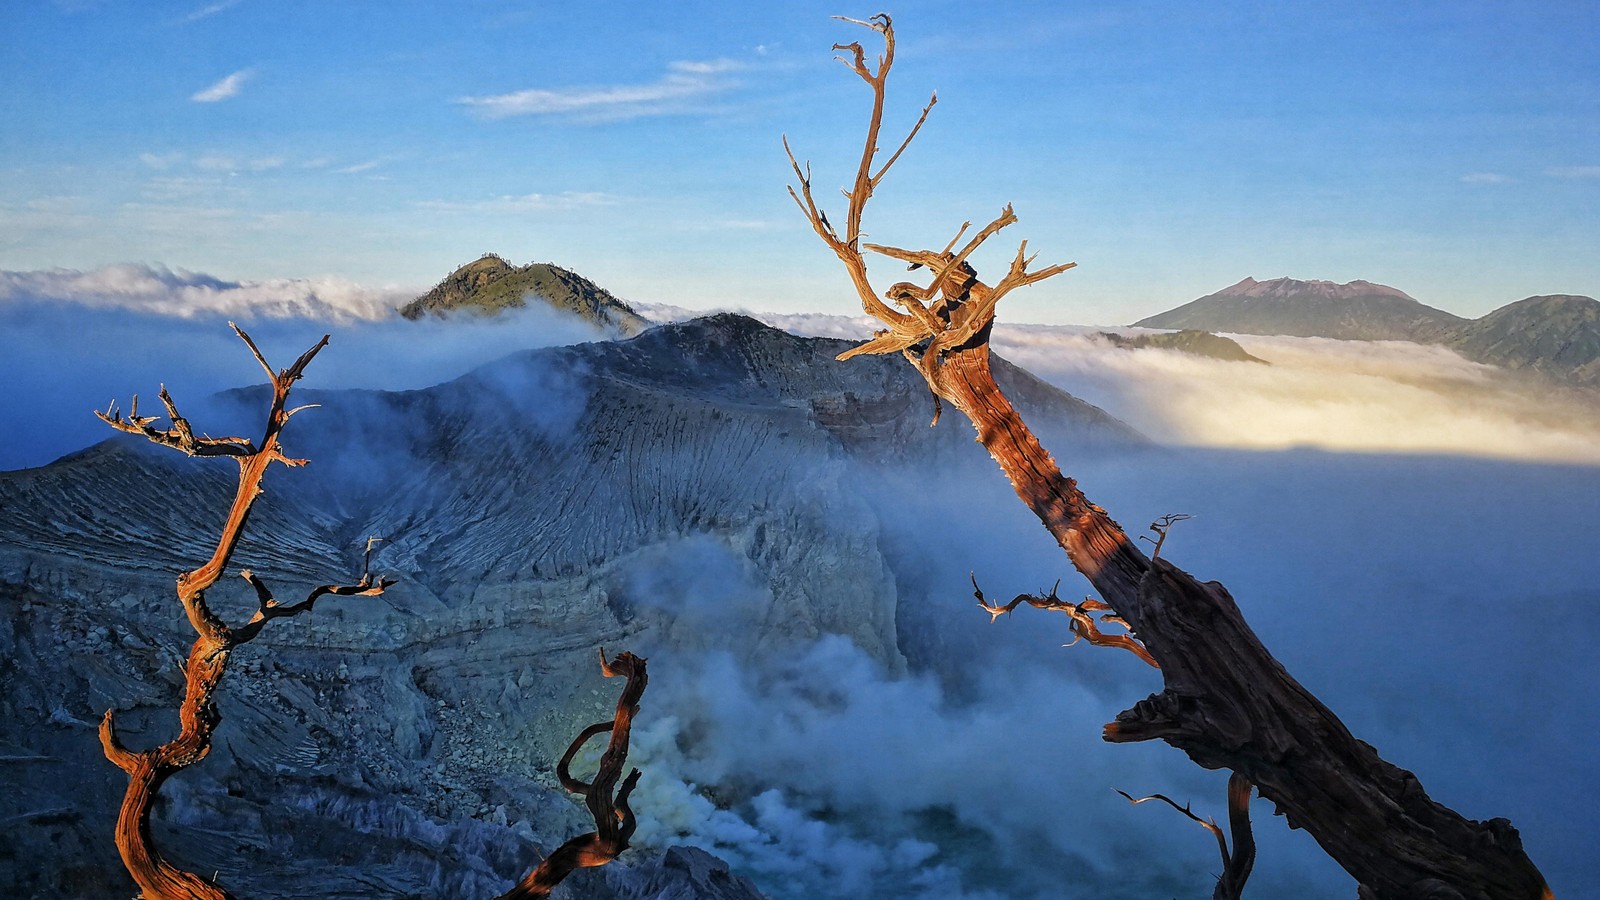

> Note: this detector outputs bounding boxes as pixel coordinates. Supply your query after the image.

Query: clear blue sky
[2,0,1595,324]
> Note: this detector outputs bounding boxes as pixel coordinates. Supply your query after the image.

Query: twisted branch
[232,538,395,645]
[1138,513,1194,561]
[1116,772,1256,899]
[499,649,648,900]
[973,575,1157,668]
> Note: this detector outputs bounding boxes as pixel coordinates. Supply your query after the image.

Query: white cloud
[1545,165,1600,179]
[138,151,183,170]
[416,191,620,213]
[181,0,241,23]
[992,325,1600,464]
[194,153,283,173]
[668,58,744,75]
[745,310,1600,465]
[0,263,406,322]
[333,159,383,175]
[457,59,743,121]
[191,68,252,103]
[1460,172,1511,184]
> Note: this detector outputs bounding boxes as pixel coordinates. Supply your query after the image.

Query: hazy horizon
[3,2,1596,324]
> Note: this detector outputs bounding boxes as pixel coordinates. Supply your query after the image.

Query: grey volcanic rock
[1444,294,1600,386]
[581,846,765,900]
[1134,276,1467,341]
[0,314,1139,898]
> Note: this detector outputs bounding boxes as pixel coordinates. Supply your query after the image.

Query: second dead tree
[497,649,648,899]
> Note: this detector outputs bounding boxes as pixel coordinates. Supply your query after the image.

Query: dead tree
[786,14,1552,899]
[94,326,393,900]
[498,649,648,899]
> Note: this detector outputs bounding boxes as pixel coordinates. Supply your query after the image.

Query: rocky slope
[1443,294,1600,386]
[0,314,1141,898]
[400,254,651,336]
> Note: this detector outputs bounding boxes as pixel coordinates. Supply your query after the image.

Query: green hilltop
[400,254,651,336]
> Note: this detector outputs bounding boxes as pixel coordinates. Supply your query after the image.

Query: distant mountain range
[400,253,651,336]
[1135,277,1600,386]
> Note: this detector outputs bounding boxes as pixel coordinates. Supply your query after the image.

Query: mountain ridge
[1134,277,1600,386]
[1134,276,1467,342]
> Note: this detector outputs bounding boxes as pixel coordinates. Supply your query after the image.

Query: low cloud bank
[0,263,410,322]
[743,309,1600,465]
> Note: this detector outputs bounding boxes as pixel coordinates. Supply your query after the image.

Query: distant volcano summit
[1135,277,1600,387]
[400,253,651,336]
[1134,276,1467,342]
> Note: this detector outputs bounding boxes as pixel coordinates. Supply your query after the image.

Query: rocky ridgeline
[0,314,1141,897]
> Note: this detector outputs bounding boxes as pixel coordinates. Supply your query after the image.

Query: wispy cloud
[333,159,384,175]
[0,263,405,322]
[457,59,744,121]
[667,58,744,76]
[1545,165,1600,179]
[191,68,252,103]
[1460,172,1512,184]
[138,151,183,170]
[194,153,283,173]
[182,0,241,23]
[417,191,620,213]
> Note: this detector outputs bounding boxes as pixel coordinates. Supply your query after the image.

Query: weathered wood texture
[95,328,391,899]
[497,650,647,899]
[788,14,1552,899]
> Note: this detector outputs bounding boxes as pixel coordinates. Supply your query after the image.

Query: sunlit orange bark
[788,14,1552,899]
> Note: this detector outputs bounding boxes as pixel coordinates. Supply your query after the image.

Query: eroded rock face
[0,315,1140,897]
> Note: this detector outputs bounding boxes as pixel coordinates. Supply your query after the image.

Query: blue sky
[1,0,1595,324]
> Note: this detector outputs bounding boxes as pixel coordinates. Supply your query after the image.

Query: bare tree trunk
[785,15,1553,898]
[95,328,391,899]
[937,339,1548,899]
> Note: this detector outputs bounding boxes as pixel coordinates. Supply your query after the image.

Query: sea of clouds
[4,267,1597,897]
[737,308,1600,465]
[0,264,610,471]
